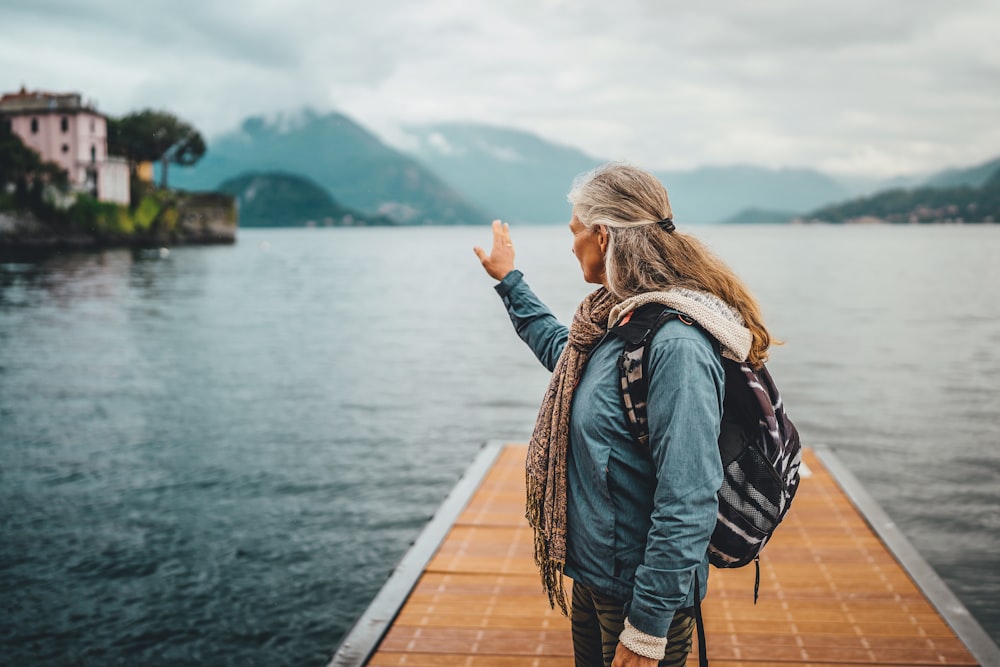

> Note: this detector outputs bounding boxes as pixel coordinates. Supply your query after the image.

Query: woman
[473,163,773,667]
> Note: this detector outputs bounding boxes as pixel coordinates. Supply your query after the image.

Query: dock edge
[815,447,1000,667]
[327,440,507,667]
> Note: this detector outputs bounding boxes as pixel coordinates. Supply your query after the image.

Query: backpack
[609,302,802,576]
[610,303,802,666]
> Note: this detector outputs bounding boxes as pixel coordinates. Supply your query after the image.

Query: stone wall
[0,191,238,249]
[169,192,237,245]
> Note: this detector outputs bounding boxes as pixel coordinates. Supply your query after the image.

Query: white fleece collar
[609,288,752,362]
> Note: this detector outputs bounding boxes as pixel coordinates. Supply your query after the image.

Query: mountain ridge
[400,122,602,224]
[171,107,1000,226]
[170,109,486,225]
[402,123,857,223]
[800,164,1000,224]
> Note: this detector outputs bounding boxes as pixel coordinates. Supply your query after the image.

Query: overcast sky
[3,0,999,179]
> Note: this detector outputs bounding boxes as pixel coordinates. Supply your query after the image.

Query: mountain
[404,124,850,224]
[171,107,1000,226]
[924,156,1000,189]
[402,123,602,224]
[216,172,395,227]
[828,173,928,198]
[170,110,486,225]
[803,165,1000,223]
[823,155,1000,198]
[720,208,797,224]
[651,165,851,224]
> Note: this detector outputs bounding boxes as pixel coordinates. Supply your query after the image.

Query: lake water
[1,224,998,665]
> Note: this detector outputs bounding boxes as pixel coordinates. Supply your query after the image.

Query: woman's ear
[597,225,608,253]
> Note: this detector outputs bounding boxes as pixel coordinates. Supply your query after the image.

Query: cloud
[1,0,998,178]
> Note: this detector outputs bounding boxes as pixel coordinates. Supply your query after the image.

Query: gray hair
[566,162,679,299]
[568,163,775,366]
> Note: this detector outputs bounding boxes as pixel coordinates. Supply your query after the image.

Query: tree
[0,123,68,204]
[108,110,206,189]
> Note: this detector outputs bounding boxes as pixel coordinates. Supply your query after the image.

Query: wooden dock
[330,443,1000,666]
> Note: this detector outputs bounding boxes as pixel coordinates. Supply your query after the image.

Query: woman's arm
[475,220,568,371]
[493,270,568,372]
[624,330,725,649]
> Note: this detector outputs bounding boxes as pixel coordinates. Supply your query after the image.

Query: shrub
[132,195,162,231]
[67,195,130,236]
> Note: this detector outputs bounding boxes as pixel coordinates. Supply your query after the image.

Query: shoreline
[0,191,238,251]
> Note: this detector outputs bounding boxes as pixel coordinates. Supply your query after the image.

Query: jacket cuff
[493,269,523,298]
[619,618,667,660]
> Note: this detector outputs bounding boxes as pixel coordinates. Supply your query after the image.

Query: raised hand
[473,219,516,281]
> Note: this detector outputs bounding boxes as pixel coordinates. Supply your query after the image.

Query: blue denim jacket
[496,270,724,639]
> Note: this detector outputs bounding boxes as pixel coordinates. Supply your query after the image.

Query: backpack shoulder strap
[608,303,678,446]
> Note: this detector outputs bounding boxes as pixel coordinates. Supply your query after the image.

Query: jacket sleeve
[494,270,568,372]
[626,332,725,640]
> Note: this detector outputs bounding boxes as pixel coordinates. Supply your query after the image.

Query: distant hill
[170,106,1000,227]
[402,123,602,224]
[924,156,1000,189]
[170,110,486,225]
[217,172,395,227]
[652,165,851,224]
[405,123,851,224]
[831,173,928,197]
[803,166,1000,223]
[720,208,797,224]
[825,155,1000,197]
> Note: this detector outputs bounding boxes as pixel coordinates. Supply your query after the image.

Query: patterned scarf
[525,286,618,614]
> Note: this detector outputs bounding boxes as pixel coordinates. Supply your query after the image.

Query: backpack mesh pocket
[710,441,785,568]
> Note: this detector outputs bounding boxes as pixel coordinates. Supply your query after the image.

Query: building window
[61,117,69,132]
[31,118,39,133]
[90,118,95,132]
[91,145,96,163]
[62,144,70,153]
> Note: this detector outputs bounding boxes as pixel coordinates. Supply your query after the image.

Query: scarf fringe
[526,471,569,615]
[525,288,616,617]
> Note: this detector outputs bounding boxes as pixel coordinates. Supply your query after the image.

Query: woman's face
[569,213,607,286]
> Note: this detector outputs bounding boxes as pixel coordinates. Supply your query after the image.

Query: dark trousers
[571,581,695,667]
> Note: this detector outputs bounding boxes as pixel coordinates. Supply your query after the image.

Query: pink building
[0,87,130,205]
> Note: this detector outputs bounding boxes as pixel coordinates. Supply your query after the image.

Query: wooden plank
[338,444,996,666]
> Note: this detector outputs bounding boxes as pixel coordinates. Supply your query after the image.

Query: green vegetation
[108,110,206,190]
[216,171,395,227]
[0,123,70,223]
[64,188,168,238]
[2,126,158,240]
[805,167,1000,224]
[2,109,235,247]
[1,178,234,246]
[0,124,67,188]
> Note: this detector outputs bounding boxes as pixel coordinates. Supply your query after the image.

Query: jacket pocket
[612,544,643,588]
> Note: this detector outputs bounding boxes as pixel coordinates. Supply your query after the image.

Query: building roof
[0,87,99,115]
